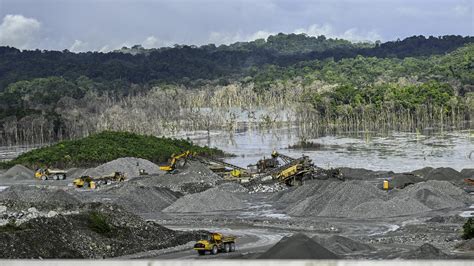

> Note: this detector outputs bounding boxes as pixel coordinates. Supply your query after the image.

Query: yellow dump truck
[193,232,236,255]
[35,168,67,180]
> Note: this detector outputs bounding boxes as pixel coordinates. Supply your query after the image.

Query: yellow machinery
[383,180,390,190]
[35,168,67,180]
[159,151,194,172]
[73,172,126,189]
[73,176,97,189]
[193,232,236,255]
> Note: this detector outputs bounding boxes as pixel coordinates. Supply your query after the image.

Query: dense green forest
[0,34,473,146]
[1,131,223,168]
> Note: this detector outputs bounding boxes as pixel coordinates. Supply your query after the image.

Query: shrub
[462,217,474,240]
[88,211,112,235]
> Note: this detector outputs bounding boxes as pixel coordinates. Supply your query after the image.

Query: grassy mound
[1,131,222,168]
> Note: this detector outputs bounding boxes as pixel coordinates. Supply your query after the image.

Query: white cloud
[208,30,275,45]
[98,45,111,53]
[142,35,169,48]
[210,23,381,45]
[0,14,41,49]
[295,23,382,42]
[69,40,89,52]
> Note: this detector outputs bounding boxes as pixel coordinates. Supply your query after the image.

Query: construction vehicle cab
[35,168,67,180]
[193,232,236,255]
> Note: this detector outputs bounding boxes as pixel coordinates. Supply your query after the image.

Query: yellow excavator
[159,151,194,172]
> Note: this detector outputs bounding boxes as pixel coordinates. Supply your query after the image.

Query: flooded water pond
[1,126,472,173]
[176,126,474,172]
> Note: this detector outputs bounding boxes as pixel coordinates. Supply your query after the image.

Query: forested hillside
[0,34,473,146]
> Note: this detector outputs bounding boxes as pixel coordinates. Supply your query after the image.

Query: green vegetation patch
[0,220,28,233]
[1,131,223,168]
[463,218,474,240]
[88,211,112,236]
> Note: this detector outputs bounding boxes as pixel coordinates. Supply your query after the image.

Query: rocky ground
[0,157,473,259]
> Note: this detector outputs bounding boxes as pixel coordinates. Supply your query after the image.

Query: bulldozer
[73,172,126,189]
[193,232,236,255]
[34,168,67,180]
[159,151,194,173]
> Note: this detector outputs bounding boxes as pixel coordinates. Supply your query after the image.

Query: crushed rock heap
[258,233,340,259]
[278,180,471,218]
[0,165,34,181]
[0,202,200,259]
[163,183,248,213]
[69,157,162,179]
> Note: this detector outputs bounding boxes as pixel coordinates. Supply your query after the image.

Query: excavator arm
[160,151,193,172]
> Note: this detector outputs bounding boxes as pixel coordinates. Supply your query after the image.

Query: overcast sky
[0,0,472,52]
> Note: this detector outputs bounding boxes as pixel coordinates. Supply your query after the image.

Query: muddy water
[1,126,472,172]
[176,126,474,172]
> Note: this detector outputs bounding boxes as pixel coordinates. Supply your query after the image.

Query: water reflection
[176,126,473,172]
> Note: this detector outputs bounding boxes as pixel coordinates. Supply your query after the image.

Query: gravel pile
[216,182,248,193]
[258,233,339,259]
[107,183,182,213]
[395,243,450,259]
[401,180,470,209]
[456,239,474,251]
[338,167,393,180]
[0,185,80,206]
[0,202,200,259]
[163,184,247,213]
[388,173,424,189]
[286,180,386,217]
[0,165,34,180]
[66,168,88,179]
[283,180,471,218]
[271,180,341,204]
[460,169,474,179]
[93,157,161,179]
[313,235,375,254]
[411,167,434,177]
[131,161,220,192]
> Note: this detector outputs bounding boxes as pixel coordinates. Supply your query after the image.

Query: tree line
[0,34,473,146]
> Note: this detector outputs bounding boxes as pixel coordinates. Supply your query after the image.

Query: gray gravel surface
[105,182,182,213]
[313,235,375,254]
[163,184,247,213]
[0,165,34,180]
[283,180,472,218]
[460,168,474,179]
[130,161,220,192]
[77,157,162,179]
[0,185,80,205]
[394,243,450,259]
[257,233,339,259]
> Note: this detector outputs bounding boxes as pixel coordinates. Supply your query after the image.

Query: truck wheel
[211,245,218,255]
[224,243,230,253]
[41,175,47,181]
[61,174,66,180]
[198,250,205,256]
[230,242,235,252]
[53,175,59,180]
